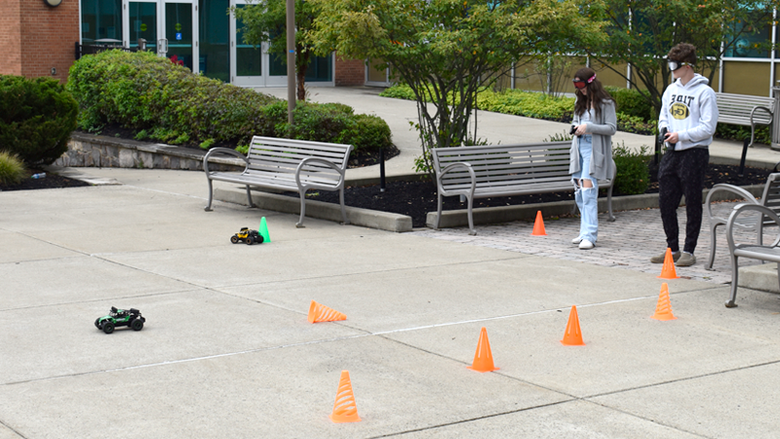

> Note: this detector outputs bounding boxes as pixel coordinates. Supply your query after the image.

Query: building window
[81,0,123,44]
[724,9,772,59]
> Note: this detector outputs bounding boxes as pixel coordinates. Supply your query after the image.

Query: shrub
[0,151,27,185]
[67,50,392,154]
[613,143,651,195]
[605,86,654,121]
[716,122,771,146]
[0,75,78,165]
[350,114,393,153]
[67,50,279,147]
[616,113,655,135]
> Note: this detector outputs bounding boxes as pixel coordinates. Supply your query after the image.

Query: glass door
[162,1,198,72]
[126,1,158,53]
[123,0,199,73]
[231,1,265,87]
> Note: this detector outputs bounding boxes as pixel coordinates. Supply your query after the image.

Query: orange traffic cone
[307,300,347,323]
[561,306,585,346]
[651,283,677,321]
[658,248,679,280]
[467,327,499,372]
[531,210,547,236]
[329,370,361,423]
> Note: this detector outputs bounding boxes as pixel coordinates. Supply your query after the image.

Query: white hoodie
[658,73,718,151]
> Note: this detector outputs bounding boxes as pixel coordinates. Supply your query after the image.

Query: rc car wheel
[94,318,101,328]
[245,236,253,245]
[131,318,144,331]
[256,235,264,244]
[230,235,239,244]
[102,321,115,334]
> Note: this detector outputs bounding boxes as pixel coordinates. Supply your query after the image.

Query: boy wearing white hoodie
[651,43,718,267]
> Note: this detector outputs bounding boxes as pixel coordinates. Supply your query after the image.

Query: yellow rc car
[231,227,264,245]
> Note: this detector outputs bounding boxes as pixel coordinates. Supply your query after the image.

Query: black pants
[658,148,709,254]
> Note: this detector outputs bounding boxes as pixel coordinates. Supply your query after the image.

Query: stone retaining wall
[56,133,243,172]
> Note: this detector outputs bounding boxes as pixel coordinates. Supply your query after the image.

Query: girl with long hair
[569,67,617,249]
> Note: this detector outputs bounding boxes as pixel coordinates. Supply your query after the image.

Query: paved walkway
[4,87,780,438]
[412,201,759,285]
[3,168,780,438]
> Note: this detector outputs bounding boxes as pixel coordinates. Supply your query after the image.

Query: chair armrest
[437,162,476,198]
[706,183,758,222]
[726,203,780,251]
[295,157,346,191]
[203,147,248,174]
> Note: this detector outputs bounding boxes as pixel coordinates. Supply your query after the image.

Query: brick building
[0,0,385,88]
[0,0,79,83]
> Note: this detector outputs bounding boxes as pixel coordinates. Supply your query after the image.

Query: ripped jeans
[571,135,598,243]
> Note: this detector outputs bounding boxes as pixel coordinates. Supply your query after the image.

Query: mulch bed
[297,163,772,228]
[3,127,772,230]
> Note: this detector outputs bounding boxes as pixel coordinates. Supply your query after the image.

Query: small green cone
[259,217,270,243]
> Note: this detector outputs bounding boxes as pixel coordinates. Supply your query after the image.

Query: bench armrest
[706,183,758,222]
[749,105,773,125]
[727,203,780,250]
[203,147,248,174]
[294,157,346,191]
[437,162,476,197]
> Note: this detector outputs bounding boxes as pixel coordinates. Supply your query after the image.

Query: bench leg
[467,196,476,236]
[705,223,719,271]
[434,194,443,230]
[339,187,349,225]
[606,187,615,222]
[296,193,306,228]
[205,179,214,211]
[245,185,256,208]
[726,254,739,308]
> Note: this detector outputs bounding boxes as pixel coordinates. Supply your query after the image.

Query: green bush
[613,143,651,195]
[605,86,654,121]
[716,122,771,146]
[0,75,78,165]
[350,114,393,153]
[617,113,656,135]
[0,151,27,185]
[67,50,392,154]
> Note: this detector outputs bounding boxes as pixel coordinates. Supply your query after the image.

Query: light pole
[286,0,295,125]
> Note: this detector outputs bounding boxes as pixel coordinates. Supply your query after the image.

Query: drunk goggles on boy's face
[668,60,693,71]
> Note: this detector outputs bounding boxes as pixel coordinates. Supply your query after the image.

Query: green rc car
[231,227,264,245]
[94,307,145,334]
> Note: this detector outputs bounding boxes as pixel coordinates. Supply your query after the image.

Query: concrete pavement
[3,87,780,437]
[3,167,780,438]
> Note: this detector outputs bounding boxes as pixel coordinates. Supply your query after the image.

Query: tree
[580,0,780,117]
[307,0,603,173]
[232,0,319,101]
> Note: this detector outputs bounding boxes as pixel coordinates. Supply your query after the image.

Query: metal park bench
[431,141,616,235]
[715,92,774,172]
[704,173,780,271]
[725,203,780,308]
[203,136,353,228]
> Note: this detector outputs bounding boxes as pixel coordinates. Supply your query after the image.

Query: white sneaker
[579,239,595,250]
[572,236,583,245]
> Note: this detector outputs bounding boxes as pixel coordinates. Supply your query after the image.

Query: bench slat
[431,141,615,234]
[204,135,353,227]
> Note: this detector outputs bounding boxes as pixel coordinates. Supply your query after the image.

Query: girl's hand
[575,124,587,136]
